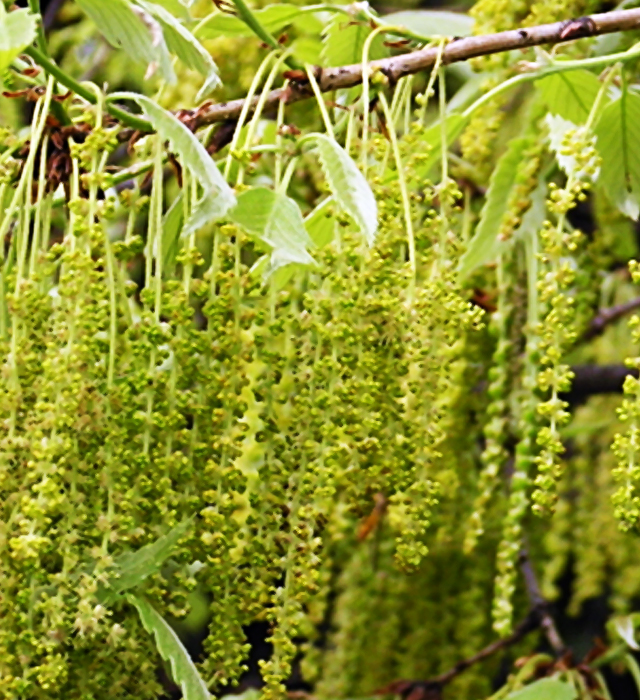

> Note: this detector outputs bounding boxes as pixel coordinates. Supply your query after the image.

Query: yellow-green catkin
[532,124,599,515]
[612,261,640,531]
[465,256,513,554]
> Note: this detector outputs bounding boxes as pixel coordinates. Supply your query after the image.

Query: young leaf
[381,10,474,39]
[112,93,236,214]
[229,187,315,269]
[305,196,336,248]
[0,5,37,80]
[506,678,577,700]
[135,0,221,98]
[459,136,533,278]
[304,134,377,246]
[75,0,175,82]
[614,615,640,650]
[98,519,193,604]
[182,195,229,237]
[537,70,605,125]
[321,14,387,67]
[595,91,640,220]
[220,690,260,700]
[196,5,302,40]
[146,0,191,20]
[128,595,211,700]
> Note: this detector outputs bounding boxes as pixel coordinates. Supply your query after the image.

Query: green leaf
[305,196,336,248]
[146,0,191,20]
[506,678,577,700]
[182,194,229,237]
[614,615,640,650]
[382,10,474,39]
[112,93,236,214]
[229,187,315,270]
[459,136,534,277]
[537,70,605,125]
[129,595,211,700]
[75,0,175,82]
[304,134,377,246]
[595,91,640,220]
[99,519,193,604]
[291,36,322,65]
[0,5,38,79]
[321,14,387,68]
[220,690,261,700]
[196,5,302,40]
[135,0,221,98]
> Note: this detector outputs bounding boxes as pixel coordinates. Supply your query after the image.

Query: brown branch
[564,364,638,405]
[582,297,640,341]
[434,610,540,685]
[190,8,640,129]
[374,611,540,699]
[519,545,566,656]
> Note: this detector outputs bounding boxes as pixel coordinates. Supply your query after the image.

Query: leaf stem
[28,0,47,55]
[463,42,640,121]
[25,46,153,132]
[305,64,333,138]
[229,0,301,70]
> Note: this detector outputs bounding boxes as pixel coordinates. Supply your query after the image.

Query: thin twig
[582,297,640,341]
[374,610,540,697]
[519,545,566,656]
[191,8,640,128]
[23,7,640,137]
[24,46,153,133]
[564,364,639,405]
[434,610,541,685]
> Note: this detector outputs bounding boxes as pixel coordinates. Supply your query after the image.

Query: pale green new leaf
[229,188,315,269]
[595,91,640,220]
[75,0,175,82]
[182,194,230,236]
[0,5,37,79]
[146,0,191,20]
[459,137,533,278]
[99,519,192,604]
[537,70,607,125]
[196,5,302,39]
[321,14,387,67]
[305,134,377,246]
[113,93,235,213]
[305,196,336,248]
[614,615,640,650]
[506,678,577,700]
[220,690,261,700]
[382,10,473,38]
[129,595,211,700]
[135,0,221,98]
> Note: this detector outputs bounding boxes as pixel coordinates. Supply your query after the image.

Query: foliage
[1,0,640,699]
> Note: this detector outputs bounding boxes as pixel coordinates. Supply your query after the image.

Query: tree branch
[582,297,640,341]
[519,545,566,656]
[374,611,540,699]
[192,7,640,129]
[564,364,638,405]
